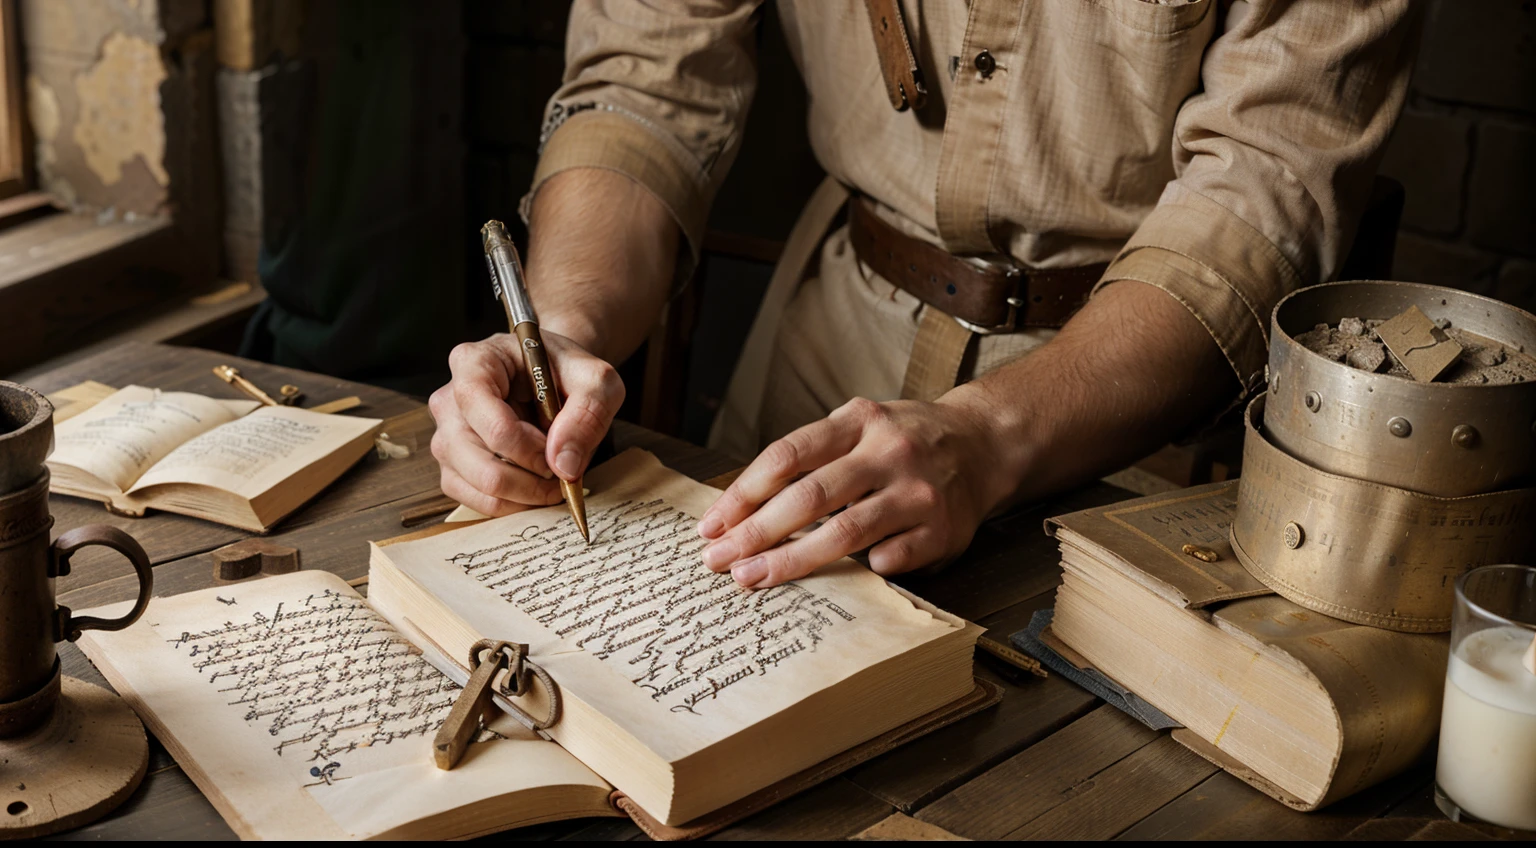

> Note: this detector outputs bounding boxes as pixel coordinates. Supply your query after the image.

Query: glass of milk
[1435,564,1536,831]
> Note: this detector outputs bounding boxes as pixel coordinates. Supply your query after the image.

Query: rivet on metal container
[1283,522,1304,549]
[1452,424,1479,449]
[1388,417,1412,438]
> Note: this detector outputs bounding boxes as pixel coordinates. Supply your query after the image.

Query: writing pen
[480,221,590,543]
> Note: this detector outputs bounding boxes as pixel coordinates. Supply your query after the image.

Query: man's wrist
[935,381,1036,517]
[538,309,608,360]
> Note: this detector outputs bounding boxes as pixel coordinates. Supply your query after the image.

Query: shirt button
[974,50,996,77]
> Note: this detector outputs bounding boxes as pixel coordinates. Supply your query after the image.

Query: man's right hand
[430,167,678,515]
[429,330,625,517]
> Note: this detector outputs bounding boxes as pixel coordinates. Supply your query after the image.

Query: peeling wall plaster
[71,31,169,187]
[25,73,73,205]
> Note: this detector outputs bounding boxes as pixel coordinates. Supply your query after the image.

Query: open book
[76,571,620,840]
[48,386,381,532]
[367,449,981,826]
[76,449,984,838]
[1040,483,1448,810]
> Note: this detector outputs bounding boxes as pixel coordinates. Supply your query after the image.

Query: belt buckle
[952,260,1022,335]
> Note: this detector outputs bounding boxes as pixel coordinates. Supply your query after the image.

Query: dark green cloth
[241,0,464,396]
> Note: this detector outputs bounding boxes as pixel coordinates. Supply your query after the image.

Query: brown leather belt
[848,197,1104,332]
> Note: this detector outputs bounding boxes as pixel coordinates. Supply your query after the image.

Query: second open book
[76,449,981,839]
[48,385,381,532]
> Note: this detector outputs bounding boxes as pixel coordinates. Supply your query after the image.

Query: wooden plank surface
[1114,768,1430,841]
[845,590,1096,812]
[1005,734,1218,840]
[914,705,1160,839]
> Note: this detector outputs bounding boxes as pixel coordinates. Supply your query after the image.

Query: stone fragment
[1338,317,1366,336]
[1472,345,1507,368]
[1346,343,1388,372]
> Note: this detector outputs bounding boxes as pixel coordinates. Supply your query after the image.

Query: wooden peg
[309,396,363,415]
[211,539,301,581]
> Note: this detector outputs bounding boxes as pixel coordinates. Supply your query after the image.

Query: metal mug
[0,382,153,737]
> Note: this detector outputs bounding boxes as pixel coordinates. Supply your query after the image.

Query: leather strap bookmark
[863,0,926,111]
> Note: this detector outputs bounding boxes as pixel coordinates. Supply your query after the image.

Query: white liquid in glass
[1436,626,1536,830]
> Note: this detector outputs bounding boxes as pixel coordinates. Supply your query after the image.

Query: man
[430,1,1416,590]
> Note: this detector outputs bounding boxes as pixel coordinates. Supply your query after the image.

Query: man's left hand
[698,396,1016,588]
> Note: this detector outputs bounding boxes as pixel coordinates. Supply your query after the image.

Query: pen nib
[561,479,590,545]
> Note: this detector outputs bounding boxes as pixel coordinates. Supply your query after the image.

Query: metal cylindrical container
[0,475,57,706]
[0,383,56,734]
[1232,394,1536,632]
[0,382,157,737]
[1266,281,1536,497]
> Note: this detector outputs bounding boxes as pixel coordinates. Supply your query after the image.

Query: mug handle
[49,525,154,642]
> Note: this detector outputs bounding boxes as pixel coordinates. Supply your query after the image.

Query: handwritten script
[449,499,858,714]
[164,589,461,785]
[152,413,324,480]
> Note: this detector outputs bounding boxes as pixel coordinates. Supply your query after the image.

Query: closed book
[1043,482,1447,810]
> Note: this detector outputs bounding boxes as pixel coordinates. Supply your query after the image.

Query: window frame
[0,0,28,200]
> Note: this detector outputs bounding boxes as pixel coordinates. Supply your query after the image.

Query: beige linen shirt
[528,0,1416,446]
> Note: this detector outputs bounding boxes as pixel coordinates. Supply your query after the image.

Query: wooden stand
[0,676,147,839]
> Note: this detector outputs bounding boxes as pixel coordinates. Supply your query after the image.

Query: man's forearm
[941,280,1240,512]
[524,168,680,363]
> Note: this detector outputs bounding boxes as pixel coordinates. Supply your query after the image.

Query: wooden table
[24,342,1516,841]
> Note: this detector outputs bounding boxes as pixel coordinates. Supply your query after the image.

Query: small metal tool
[212,365,280,407]
[434,643,507,770]
[433,639,560,770]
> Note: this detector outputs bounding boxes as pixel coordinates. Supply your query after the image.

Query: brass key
[433,641,511,770]
[212,365,280,407]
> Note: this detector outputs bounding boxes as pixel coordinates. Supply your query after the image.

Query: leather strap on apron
[862,0,926,111]
[901,307,975,402]
[708,178,852,462]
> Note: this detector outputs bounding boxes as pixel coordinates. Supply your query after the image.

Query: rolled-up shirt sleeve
[1096,0,1418,391]
[523,1,762,273]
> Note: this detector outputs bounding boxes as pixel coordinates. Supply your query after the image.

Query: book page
[75,572,612,840]
[129,405,380,498]
[378,449,965,763]
[48,386,259,493]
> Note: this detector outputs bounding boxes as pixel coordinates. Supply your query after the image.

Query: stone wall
[20,0,220,283]
[1378,1,1536,312]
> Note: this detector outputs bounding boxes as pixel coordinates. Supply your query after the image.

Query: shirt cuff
[1095,185,1303,393]
[523,109,710,276]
